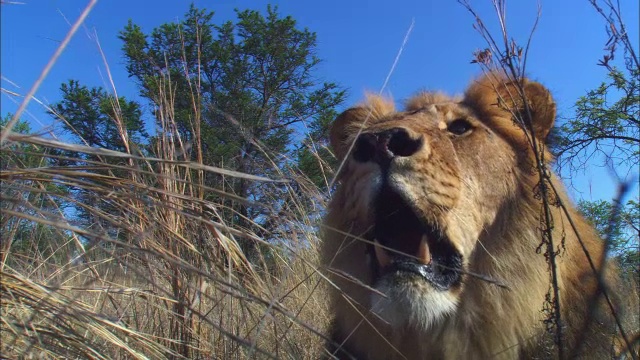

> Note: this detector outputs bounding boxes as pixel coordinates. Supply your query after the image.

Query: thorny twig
[460,0,637,358]
[568,179,635,358]
[589,0,639,71]
[459,0,566,356]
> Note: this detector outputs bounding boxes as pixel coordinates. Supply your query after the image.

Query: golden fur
[322,73,620,359]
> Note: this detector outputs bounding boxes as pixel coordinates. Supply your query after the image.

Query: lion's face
[324,76,556,334]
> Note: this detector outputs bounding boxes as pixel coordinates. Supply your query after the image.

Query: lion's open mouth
[370,185,463,290]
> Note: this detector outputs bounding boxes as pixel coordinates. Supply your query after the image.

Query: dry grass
[1,5,337,359]
[0,135,334,359]
[2,2,638,359]
[1,62,336,358]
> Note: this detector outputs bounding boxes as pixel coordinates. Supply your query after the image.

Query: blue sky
[2,0,638,202]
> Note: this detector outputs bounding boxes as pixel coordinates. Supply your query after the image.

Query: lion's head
[322,73,616,359]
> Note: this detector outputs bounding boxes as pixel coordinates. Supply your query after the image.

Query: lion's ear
[330,107,370,160]
[516,80,556,140]
[465,74,556,141]
[330,95,395,160]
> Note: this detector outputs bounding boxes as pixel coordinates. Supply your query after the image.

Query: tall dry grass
[2,2,639,359]
[1,52,336,359]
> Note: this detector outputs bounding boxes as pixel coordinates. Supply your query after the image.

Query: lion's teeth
[373,239,391,268]
[418,234,432,265]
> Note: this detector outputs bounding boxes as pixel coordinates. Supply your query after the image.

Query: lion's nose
[352,127,423,165]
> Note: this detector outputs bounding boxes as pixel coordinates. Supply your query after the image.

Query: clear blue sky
[2,0,638,202]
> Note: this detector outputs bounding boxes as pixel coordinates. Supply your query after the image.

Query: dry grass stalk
[1,37,334,358]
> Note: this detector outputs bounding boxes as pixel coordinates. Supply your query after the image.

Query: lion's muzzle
[352,127,424,169]
[369,183,463,291]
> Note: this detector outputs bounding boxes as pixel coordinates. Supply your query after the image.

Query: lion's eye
[447,119,473,135]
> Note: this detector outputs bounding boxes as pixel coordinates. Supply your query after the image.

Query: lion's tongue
[374,233,432,268]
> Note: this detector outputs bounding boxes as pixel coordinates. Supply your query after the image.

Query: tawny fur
[322,73,621,359]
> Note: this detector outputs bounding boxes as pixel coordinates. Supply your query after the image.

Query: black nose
[352,128,423,165]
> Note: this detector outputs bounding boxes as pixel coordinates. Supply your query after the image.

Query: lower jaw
[371,259,462,292]
[370,275,459,331]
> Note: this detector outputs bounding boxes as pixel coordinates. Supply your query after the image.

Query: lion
[321,73,625,359]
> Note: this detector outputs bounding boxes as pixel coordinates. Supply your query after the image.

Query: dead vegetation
[1,0,638,359]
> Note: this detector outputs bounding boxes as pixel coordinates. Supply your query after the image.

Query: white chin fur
[371,278,458,331]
